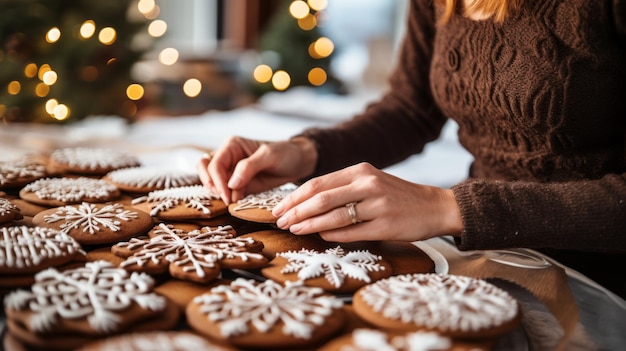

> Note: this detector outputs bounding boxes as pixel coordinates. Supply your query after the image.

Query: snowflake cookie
[352,273,521,339]
[0,225,84,275]
[112,223,268,283]
[19,177,121,207]
[131,185,227,220]
[3,260,180,351]
[32,202,154,245]
[0,158,47,189]
[104,166,201,193]
[262,246,393,294]
[227,184,297,223]
[318,328,461,351]
[0,197,23,224]
[49,147,141,176]
[186,278,346,349]
[76,331,238,351]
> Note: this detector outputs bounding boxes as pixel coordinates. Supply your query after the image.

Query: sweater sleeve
[300,0,448,177]
[451,172,626,253]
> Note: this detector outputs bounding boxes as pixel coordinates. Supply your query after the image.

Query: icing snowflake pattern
[0,226,83,269]
[116,223,264,279]
[3,260,165,333]
[106,166,200,189]
[233,184,296,211]
[88,332,231,351]
[131,185,219,216]
[0,159,47,186]
[342,329,452,351]
[23,177,119,203]
[43,202,139,235]
[51,147,139,170]
[278,246,385,288]
[193,278,343,338]
[359,273,518,333]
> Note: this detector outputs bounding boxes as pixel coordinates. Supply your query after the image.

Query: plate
[412,241,449,274]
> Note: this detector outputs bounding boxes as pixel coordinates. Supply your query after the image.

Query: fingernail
[272,203,284,217]
[276,215,287,229]
[289,223,301,233]
[221,192,230,205]
[228,174,242,188]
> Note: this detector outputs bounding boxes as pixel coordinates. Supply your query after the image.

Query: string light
[307,0,328,11]
[253,65,273,83]
[272,70,291,91]
[148,20,167,37]
[158,47,179,65]
[42,70,58,85]
[289,1,310,19]
[35,83,49,97]
[24,63,38,78]
[79,20,96,39]
[46,27,61,43]
[126,84,144,100]
[297,14,317,30]
[52,104,70,120]
[137,0,156,14]
[183,79,202,97]
[45,99,58,115]
[98,27,117,45]
[7,81,21,95]
[308,67,327,86]
[312,37,334,58]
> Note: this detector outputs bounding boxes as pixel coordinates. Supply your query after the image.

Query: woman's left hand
[272,162,463,242]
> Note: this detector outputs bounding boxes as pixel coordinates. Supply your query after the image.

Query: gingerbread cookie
[228,184,296,223]
[76,331,238,351]
[0,197,23,224]
[104,166,201,193]
[262,245,393,294]
[186,278,346,349]
[32,202,154,245]
[19,177,121,207]
[0,225,84,276]
[318,328,492,351]
[3,260,180,351]
[112,223,268,284]
[131,185,227,220]
[0,158,47,190]
[48,147,141,176]
[352,273,521,339]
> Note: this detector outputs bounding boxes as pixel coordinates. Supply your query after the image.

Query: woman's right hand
[196,135,318,205]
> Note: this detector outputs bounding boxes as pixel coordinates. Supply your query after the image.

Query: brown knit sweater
[300,0,626,297]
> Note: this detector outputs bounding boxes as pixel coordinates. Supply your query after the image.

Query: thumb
[227,147,274,190]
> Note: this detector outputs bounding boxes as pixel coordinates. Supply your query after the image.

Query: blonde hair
[436,0,522,24]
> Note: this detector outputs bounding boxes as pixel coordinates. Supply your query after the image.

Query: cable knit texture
[300,0,626,297]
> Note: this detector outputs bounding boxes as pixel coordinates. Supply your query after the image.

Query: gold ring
[202,151,215,160]
[346,202,362,224]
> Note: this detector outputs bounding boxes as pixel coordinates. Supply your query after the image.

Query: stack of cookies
[1,147,522,351]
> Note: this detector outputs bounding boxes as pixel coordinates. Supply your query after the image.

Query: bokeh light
[148,20,167,37]
[183,79,202,97]
[7,81,21,95]
[289,1,310,19]
[298,14,317,30]
[24,63,38,78]
[272,70,291,91]
[42,70,57,85]
[79,20,96,39]
[35,83,50,97]
[307,0,328,11]
[308,67,327,86]
[46,27,61,43]
[98,27,117,45]
[126,84,144,100]
[253,65,273,83]
[158,48,179,65]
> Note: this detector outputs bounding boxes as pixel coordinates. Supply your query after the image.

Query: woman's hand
[272,162,463,242]
[196,136,317,204]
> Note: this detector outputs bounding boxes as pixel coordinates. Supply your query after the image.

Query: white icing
[359,273,518,333]
[341,329,452,351]
[116,223,263,278]
[233,184,296,211]
[106,166,200,189]
[0,226,83,268]
[131,185,219,216]
[192,278,343,339]
[278,246,385,288]
[89,332,228,351]
[22,177,119,202]
[0,159,46,186]
[43,202,139,235]
[50,147,139,170]
[3,260,164,333]
[0,197,19,216]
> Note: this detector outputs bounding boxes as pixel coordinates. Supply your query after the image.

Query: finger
[208,148,235,205]
[227,144,273,190]
[286,203,362,235]
[196,156,214,189]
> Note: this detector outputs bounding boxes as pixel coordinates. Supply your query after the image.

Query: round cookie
[352,273,521,339]
[19,177,121,207]
[76,331,238,351]
[317,328,494,351]
[239,230,328,259]
[0,225,84,275]
[0,158,47,190]
[32,202,154,245]
[0,197,23,224]
[112,223,268,284]
[48,147,141,176]
[131,185,227,220]
[103,166,201,193]
[262,245,393,294]
[186,278,346,349]
[3,260,180,351]
[228,184,296,224]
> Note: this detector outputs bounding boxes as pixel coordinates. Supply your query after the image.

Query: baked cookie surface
[0,159,47,190]
[352,273,521,339]
[186,278,346,349]
[32,202,154,245]
[0,197,23,224]
[228,184,296,223]
[76,331,237,351]
[131,185,227,220]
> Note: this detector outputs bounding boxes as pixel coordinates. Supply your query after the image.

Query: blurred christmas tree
[0,0,153,123]
[251,0,343,95]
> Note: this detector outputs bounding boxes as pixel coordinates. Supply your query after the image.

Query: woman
[197,0,626,298]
